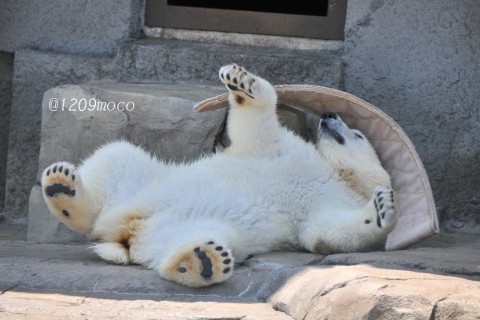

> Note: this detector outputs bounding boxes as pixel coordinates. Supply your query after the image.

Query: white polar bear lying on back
[41,64,397,287]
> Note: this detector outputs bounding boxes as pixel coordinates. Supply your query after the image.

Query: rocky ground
[0,224,479,319]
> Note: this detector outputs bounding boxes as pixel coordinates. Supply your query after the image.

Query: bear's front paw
[372,186,396,230]
[162,240,234,287]
[219,64,257,99]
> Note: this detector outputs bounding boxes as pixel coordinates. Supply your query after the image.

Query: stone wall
[0,0,144,55]
[344,0,480,232]
[0,0,146,223]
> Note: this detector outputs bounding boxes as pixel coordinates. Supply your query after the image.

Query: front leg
[219,64,277,109]
[363,186,397,232]
[300,186,397,254]
[219,64,282,156]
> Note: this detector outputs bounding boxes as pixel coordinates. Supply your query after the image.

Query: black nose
[321,112,337,120]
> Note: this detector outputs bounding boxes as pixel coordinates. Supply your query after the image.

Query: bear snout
[321,112,338,120]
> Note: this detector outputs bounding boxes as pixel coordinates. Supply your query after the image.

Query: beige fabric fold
[194,85,439,250]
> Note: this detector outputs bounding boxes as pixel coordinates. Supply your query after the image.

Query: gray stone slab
[117,39,343,87]
[0,240,319,301]
[1,234,479,319]
[319,233,480,280]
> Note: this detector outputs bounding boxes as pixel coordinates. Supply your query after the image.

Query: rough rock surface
[0,230,479,319]
[27,83,227,243]
[343,0,480,232]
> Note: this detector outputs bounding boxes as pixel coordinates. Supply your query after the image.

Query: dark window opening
[167,0,329,17]
[146,0,347,40]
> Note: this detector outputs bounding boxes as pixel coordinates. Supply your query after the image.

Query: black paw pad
[46,184,75,197]
[227,84,238,91]
[178,267,187,273]
[213,243,232,274]
[194,248,213,279]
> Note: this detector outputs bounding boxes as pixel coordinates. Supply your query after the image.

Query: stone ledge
[116,39,343,86]
[1,233,479,319]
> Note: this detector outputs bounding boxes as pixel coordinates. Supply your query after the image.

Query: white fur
[41,64,397,287]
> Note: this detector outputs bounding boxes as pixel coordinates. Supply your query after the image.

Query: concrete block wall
[0,0,145,223]
[344,0,480,232]
[0,0,144,55]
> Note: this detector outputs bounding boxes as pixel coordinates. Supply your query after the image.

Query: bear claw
[373,187,395,229]
[219,64,256,99]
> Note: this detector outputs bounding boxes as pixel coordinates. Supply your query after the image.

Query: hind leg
[41,162,98,233]
[219,64,282,156]
[130,217,235,287]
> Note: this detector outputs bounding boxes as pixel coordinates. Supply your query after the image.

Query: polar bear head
[315,112,391,199]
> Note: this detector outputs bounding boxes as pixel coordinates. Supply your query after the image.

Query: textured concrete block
[117,39,344,87]
[0,0,143,55]
[343,0,480,232]
[28,83,227,243]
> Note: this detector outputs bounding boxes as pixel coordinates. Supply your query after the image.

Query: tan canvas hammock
[195,85,439,251]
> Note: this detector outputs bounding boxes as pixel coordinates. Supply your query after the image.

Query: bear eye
[354,132,364,140]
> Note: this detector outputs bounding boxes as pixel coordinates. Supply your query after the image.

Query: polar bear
[41,64,397,287]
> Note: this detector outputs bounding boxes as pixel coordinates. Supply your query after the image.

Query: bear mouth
[320,122,345,145]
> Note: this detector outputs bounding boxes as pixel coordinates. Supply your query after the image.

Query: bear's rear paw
[41,161,80,219]
[42,161,77,198]
[162,240,234,287]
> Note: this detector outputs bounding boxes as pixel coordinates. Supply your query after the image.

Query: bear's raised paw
[42,161,77,198]
[219,64,257,100]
